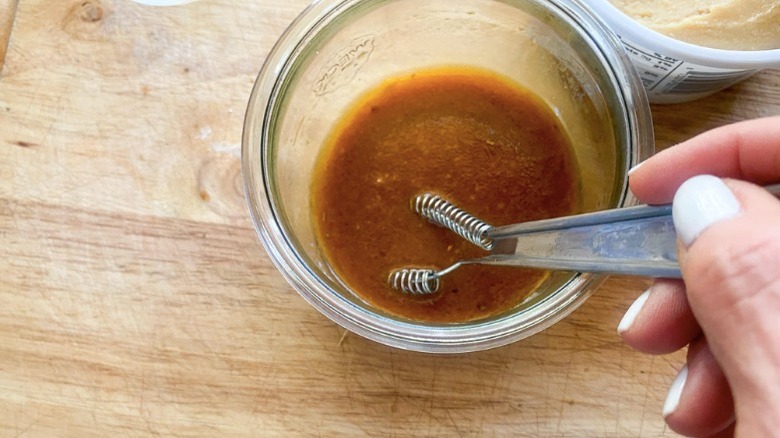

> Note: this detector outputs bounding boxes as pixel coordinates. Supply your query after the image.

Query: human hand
[621,116,780,437]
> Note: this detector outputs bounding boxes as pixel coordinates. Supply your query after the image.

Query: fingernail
[663,364,688,418]
[672,175,741,247]
[627,161,645,175]
[618,288,651,334]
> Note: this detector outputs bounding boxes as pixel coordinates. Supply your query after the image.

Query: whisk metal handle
[488,204,680,278]
[486,183,780,278]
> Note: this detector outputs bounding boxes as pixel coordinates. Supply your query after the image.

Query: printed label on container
[617,36,757,103]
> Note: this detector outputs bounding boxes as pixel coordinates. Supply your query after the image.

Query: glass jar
[243,0,653,353]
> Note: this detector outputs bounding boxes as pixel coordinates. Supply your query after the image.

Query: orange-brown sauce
[312,67,580,323]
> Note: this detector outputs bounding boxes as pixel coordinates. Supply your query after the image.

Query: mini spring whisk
[389,185,780,295]
[390,193,496,295]
[387,190,708,295]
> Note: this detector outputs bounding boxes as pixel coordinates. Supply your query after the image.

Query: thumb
[672,175,780,433]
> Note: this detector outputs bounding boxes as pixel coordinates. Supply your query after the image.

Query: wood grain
[1,0,778,436]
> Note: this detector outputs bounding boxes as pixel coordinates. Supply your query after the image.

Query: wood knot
[62,0,107,39]
[197,154,245,221]
[79,0,103,22]
[12,140,39,148]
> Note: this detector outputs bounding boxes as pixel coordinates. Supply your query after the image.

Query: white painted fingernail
[618,288,651,334]
[663,364,688,418]
[627,161,645,175]
[672,175,741,247]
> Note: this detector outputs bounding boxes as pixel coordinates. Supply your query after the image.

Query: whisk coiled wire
[387,193,494,295]
[388,268,440,296]
[413,193,494,251]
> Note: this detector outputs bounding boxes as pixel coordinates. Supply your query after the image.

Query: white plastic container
[584,0,780,104]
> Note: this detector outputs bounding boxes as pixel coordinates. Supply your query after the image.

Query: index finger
[629,116,780,205]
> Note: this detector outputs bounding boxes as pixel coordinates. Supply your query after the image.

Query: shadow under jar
[243,0,653,353]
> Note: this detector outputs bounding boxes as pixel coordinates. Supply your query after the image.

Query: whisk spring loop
[388,268,440,295]
[413,193,494,251]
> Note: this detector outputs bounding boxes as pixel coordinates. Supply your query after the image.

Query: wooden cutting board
[1,0,779,435]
